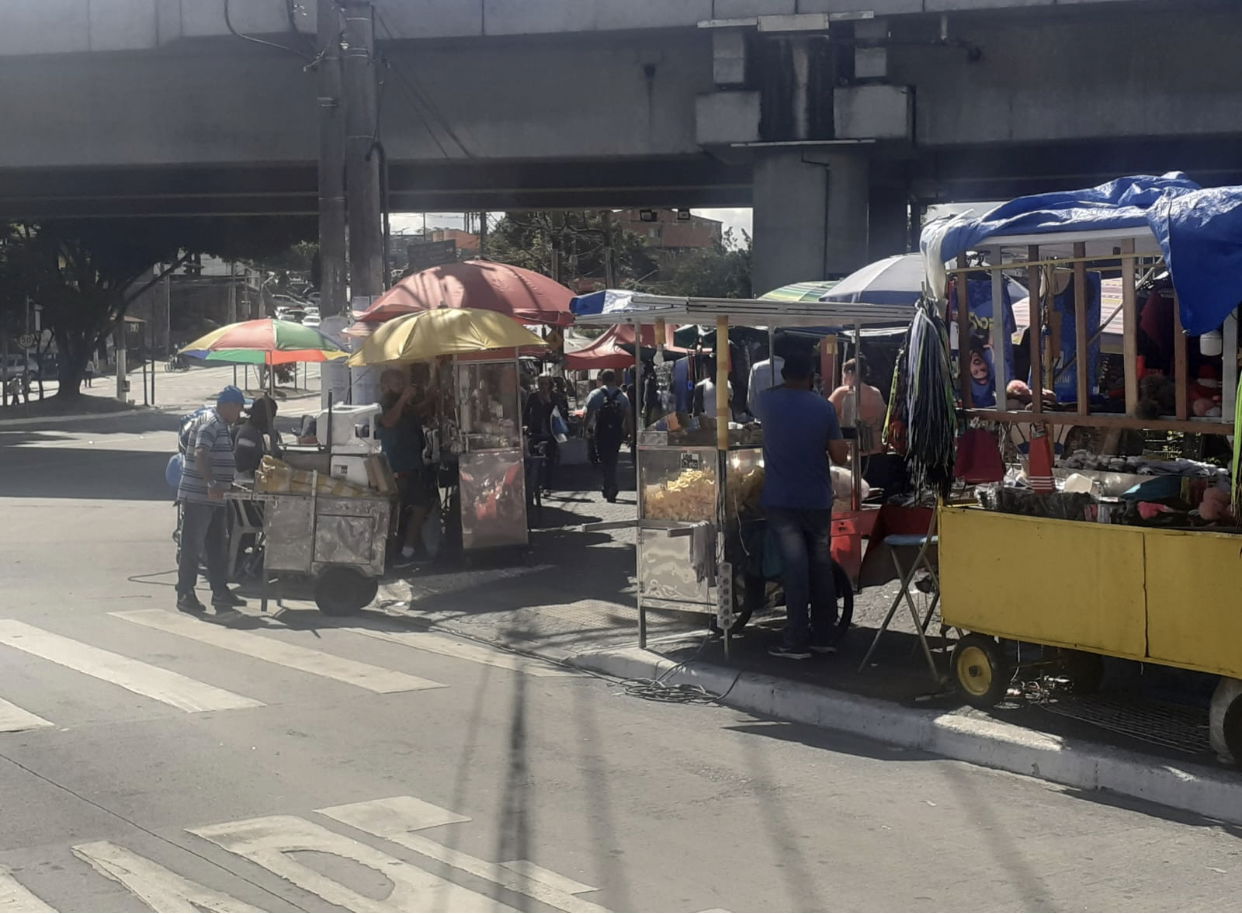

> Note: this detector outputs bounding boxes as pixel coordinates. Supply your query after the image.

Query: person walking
[585,369,631,503]
[523,376,560,494]
[176,385,247,614]
[759,353,849,659]
[84,358,96,388]
[378,368,436,568]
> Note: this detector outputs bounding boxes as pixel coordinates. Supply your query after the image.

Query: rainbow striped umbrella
[180,318,348,365]
[760,280,840,302]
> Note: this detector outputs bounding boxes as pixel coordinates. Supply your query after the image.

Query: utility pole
[342,1,385,300]
[317,0,348,320]
[478,211,488,258]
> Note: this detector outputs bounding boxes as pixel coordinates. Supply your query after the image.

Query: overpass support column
[751,148,870,296]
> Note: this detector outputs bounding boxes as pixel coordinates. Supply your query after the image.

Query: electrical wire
[374,9,474,158]
[223,0,317,62]
[620,633,744,705]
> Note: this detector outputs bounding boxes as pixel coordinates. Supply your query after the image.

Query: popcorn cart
[571,293,913,651]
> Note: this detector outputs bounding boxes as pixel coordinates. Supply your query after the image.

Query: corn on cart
[570,293,912,652]
[920,174,1242,763]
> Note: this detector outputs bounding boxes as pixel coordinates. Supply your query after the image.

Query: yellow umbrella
[347,307,548,367]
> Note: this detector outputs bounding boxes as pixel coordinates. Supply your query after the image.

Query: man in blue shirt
[759,353,849,659]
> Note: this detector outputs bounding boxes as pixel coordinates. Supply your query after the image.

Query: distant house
[618,209,723,251]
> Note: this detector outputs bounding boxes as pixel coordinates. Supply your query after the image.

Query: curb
[570,646,1242,826]
[0,406,165,428]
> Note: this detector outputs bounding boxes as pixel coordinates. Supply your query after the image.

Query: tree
[487,211,658,288]
[0,217,313,398]
[653,228,752,299]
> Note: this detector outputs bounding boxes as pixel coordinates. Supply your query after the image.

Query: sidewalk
[375,456,1242,825]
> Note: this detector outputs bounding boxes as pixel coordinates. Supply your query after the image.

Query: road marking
[0,867,53,913]
[498,860,596,896]
[192,814,511,913]
[0,621,261,713]
[337,628,575,678]
[0,698,53,733]
[320,797,609,913]
[72,841,262,913]
[112,610,445,694]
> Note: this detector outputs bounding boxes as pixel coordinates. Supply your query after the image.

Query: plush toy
[1191,365,1223,418]
[1199,486,1234,523]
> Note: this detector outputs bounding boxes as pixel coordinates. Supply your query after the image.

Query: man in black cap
[176,385,247,614]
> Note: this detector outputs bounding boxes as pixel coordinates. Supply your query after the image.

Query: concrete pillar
[751,149,870,295]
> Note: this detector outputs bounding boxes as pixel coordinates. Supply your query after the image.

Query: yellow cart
[921,218,1242,764]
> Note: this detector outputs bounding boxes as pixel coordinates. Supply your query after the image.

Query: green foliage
[0,217,313,396]
[486,211,659,288]
[650,228,752,299]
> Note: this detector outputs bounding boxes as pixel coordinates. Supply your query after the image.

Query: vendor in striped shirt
[176,385,247,615]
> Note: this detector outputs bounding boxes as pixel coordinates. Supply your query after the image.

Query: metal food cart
[571,294,913,651]
[921,204,1242,763]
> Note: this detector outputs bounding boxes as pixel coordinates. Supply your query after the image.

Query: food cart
[919,175,1242,762]
[227,405,398,616]
[571,293,912,652]
[443,355,530,553]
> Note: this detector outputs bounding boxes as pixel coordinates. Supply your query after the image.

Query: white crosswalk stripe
[0,620,262,713]
[111,610,446,694]
[0,867,53,913]
[72,841,262,913]
[0,697,53,733]
[332,626,576,678]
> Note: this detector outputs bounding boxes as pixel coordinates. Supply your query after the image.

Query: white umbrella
[821,252,1026,307]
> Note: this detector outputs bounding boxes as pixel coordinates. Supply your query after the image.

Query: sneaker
[211,590,246,609]
[809,644,838,656]
[768,644,812,660]
[176,593,206,614]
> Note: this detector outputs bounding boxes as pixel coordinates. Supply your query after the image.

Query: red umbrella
[564,324,686,370]
[355,260,574,327]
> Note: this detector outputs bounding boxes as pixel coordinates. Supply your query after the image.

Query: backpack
[177,407,212,456]
[596,389,626,443]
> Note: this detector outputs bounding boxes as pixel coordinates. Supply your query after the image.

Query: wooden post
[1224,310,1239,423]
[1073,243,1089,415]
[990,248,1007,409]
[1028,246,1043,414]
[956,255,973,408]
[715,316,729,452]
[1173,291,1189,420]
[1120,239,1139,415]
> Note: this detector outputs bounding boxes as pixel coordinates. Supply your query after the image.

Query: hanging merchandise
[948,276,1017,408]
[1048,271,1103,404]
[904,299,958,498]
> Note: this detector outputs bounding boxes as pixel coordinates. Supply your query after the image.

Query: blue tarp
[925,173,1242,335]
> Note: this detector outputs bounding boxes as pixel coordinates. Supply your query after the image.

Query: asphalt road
[1,407,1241,913]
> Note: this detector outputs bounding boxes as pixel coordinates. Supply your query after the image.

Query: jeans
[768,507,836,649]
[596,437,622,500]
[178,500,229,596]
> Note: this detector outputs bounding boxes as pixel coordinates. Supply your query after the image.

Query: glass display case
[450,358,528,551]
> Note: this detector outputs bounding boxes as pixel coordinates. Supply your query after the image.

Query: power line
[373,9,474,158]
[223,0,317,62]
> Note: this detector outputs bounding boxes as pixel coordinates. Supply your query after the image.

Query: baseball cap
[216,385,246,406]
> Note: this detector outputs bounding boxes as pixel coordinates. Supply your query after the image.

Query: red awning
[564,324,686,370]
[355,260,575,327]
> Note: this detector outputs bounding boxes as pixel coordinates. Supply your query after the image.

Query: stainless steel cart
[228,483,396,615]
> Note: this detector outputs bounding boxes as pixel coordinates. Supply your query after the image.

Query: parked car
[282,309,307,325]
[302,314,321,329]
[0,355,38,380]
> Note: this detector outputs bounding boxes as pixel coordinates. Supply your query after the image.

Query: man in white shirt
[828,357,887,456]
[693,356,733,419]
[747,354,785,422]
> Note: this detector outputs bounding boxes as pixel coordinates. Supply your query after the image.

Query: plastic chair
[857,512,943,681]
[226,498,264,581]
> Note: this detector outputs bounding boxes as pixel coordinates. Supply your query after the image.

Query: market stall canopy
[920,172,1242,335]
[563,323,687,370]
[180,318,348,365]
[571,292,914,329]
[355,260,575,327]
[822,253,1026,309]
[760,280,839,302]
[348,307,547,367]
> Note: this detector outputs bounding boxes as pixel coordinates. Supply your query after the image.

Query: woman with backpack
[585,369,632,503]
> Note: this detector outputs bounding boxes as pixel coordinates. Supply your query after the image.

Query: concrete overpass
[3,0,1241,291]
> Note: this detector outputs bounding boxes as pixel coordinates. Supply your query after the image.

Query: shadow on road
[0,447,174,500]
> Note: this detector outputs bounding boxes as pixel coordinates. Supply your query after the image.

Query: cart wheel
[314,568,378,616]
[952,633,1012,709]
[1061,649,1104,694]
